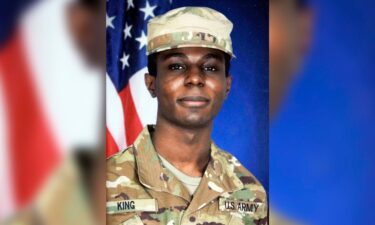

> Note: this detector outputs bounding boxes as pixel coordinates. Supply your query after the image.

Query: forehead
[157,47,226,61]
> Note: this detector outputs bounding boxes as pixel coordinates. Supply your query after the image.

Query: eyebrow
[202,53,225,62]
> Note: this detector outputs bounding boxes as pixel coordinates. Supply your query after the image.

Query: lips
[177,96,210,108]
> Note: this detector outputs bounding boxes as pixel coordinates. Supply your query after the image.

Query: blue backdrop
[271,0,375,224]
[172,0,269,191]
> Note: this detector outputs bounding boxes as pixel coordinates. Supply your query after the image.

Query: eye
[168,64,186,71]
[203,65,218,72]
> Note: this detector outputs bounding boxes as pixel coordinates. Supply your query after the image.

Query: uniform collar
[133,125,191,202]
[133,125,244,207]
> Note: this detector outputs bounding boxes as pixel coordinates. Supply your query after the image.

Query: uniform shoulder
[107,145,135,161]
[106,145,136,174]
[215,147,266,192]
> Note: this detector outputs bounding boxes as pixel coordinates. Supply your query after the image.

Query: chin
[160,108,214,129]
[178,114,212,129]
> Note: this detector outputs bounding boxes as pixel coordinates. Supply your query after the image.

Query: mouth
[177,96,210,108]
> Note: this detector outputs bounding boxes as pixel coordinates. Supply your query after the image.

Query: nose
[184,66,205,87]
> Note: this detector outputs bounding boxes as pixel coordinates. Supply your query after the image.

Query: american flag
[106,0,172,157]
[0,0,102,219]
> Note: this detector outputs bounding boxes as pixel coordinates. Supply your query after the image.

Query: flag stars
[127,0,135,10]
[123,23,132,40]
[140,1,157,20]
[120,52,130,69]
[136,31,148,50]
[106,13,115,29]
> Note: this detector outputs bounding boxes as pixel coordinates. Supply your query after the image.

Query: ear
[225,75,232,99]
[145,73,157,98]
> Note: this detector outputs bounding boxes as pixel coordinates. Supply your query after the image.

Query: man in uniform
[107,7,268,225]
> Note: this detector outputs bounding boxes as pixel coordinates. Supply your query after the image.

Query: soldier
[107,7,268,225]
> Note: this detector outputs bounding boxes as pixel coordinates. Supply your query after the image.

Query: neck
[152,118,212,177]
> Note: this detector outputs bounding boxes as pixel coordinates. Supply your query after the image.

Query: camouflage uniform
[106,125,268,225]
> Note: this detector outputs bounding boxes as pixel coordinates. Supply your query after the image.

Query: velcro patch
[107,199,158,214]
[219,197,264,214]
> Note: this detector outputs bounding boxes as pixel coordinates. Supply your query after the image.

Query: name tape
[219,197,263,214]
[107,199,158,214]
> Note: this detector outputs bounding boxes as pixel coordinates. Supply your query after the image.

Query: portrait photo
[106,0,268,224]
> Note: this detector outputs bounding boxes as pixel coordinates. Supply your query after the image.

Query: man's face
[146,47,231,129]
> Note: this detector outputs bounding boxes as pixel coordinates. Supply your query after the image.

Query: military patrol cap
[147,7,235,57]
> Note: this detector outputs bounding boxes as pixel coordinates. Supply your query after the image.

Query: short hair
[147,51,231,77]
